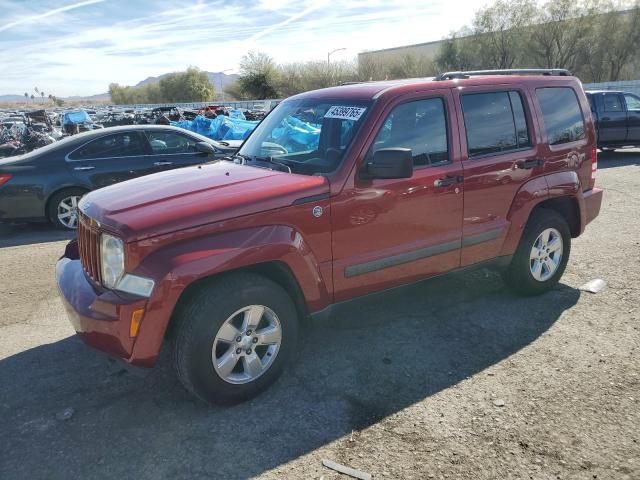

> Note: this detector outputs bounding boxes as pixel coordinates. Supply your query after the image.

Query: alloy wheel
[529,227,563,282]
[211,305,282,385]
[57,195,81,229]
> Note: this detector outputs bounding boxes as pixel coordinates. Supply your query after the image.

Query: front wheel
[172,273,299,405]
[503,208,571,296]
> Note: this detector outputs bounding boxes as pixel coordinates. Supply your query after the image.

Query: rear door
[453,84,543,266]
[623,93,640,143]
[66,131,156,189]
[144,129,213,172]
[595,92,627,144]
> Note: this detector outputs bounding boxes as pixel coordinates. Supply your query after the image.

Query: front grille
[77,212,101,283]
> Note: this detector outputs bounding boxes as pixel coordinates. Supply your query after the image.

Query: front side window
[461,91,531,157]
[70,132,145,160]
[146,131,198,154]
[536,87,586,146]
[603,94,623,112]
[624,94,640,111]
[370,98,449,166]
[238,99,370,175]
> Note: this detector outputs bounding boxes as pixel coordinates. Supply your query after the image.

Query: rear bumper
[56,255,148,364]
[583,187,603,225]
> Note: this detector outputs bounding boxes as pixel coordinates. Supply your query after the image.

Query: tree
[24,92,28,103]
[471,0,537,69]
[108,68,214,104]
[30,94,34,101]
[237,51,280,99]
[158,67,214,102]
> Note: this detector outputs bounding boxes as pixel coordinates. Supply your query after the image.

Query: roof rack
[434,69,572,81]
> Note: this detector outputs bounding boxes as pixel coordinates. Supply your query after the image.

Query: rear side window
[536,88,586,145]
[461,91,531,158]
[603,94,623,112]
[372,98,449,166]
[70,132,146,160]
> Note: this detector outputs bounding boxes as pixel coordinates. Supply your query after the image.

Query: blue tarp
[171,115,258,141]
[270,115,321,153]
[62,110,91,125]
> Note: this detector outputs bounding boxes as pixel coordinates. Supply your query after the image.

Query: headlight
[99,233,155,297]
[100,233,124,289]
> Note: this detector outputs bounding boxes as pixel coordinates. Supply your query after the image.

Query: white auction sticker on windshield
[324,105,367,121]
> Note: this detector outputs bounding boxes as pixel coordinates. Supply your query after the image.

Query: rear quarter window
[536,87,586,146]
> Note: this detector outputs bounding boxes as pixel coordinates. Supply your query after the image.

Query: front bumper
[56,255,148,363]
[583,187,603,225]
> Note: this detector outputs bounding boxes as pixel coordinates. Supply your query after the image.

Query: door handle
[434,175,463,187]
[73,166,95,171]
[515,159,544,170]
[153,161,173,166]
[601,117,610,121]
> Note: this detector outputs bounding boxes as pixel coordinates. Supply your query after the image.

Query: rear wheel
[503,208,571,296]
[172,273,299,405]
[47,188,87,230]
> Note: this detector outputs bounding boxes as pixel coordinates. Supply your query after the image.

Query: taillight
[0,174,12,187]
[590,146,597,189]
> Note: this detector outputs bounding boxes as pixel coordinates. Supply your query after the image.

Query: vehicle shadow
[0,222,74,248]
[0,270,580,480]
[597,149,640,168]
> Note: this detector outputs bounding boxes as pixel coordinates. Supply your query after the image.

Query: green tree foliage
[436,0,640,82]
[108,67,214,104]
[237,51,280,99]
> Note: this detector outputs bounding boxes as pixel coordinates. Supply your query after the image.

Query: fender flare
[128,225,330,366]
[500,171,582,256]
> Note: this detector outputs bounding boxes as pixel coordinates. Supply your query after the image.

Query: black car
[0,125,240,229]
[585,90,640,150]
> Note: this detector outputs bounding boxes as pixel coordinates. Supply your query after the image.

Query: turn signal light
[129,308,145,338]
[0,174,12,186]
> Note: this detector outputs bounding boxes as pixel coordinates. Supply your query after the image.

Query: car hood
[80,161,329,242]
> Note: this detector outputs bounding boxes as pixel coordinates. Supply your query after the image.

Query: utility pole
[219,69,233,105]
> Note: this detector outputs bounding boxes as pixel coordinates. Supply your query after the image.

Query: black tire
[47,188,87,230]
[503,208,571,296]
[172,273,299,405]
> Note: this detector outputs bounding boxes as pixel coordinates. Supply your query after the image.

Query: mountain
[0,71,239,103]
[135,71,239,89]
[0,94,33,102]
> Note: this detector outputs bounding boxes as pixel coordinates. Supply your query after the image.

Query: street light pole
[327,48,346,65]
[219,68,233,105]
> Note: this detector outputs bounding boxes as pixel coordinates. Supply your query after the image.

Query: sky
[0,0,490,96]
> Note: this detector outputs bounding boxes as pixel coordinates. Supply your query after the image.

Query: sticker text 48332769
[324,106,367,121]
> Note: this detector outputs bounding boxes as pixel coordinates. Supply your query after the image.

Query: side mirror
[364,148,413,179]
[195,141,216,155]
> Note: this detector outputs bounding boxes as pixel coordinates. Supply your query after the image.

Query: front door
[66,131,156,188]
[597,92,627,145]
[331,90,464,302]
[144,129,211,172]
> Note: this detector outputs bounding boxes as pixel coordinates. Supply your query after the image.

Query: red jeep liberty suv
[56,69,603,404]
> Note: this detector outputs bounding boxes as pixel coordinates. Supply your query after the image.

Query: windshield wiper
[248,155,292,173]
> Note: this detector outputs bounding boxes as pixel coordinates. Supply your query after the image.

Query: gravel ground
[0,150,638,480]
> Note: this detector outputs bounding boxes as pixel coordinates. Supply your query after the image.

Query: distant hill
[0,71,239,104]
[135,71,239,89]
[0,94,34,102]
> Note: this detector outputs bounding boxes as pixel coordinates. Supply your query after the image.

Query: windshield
[238,98,371,175]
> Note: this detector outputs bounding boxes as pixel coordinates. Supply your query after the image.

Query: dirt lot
[0,151,638,480]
